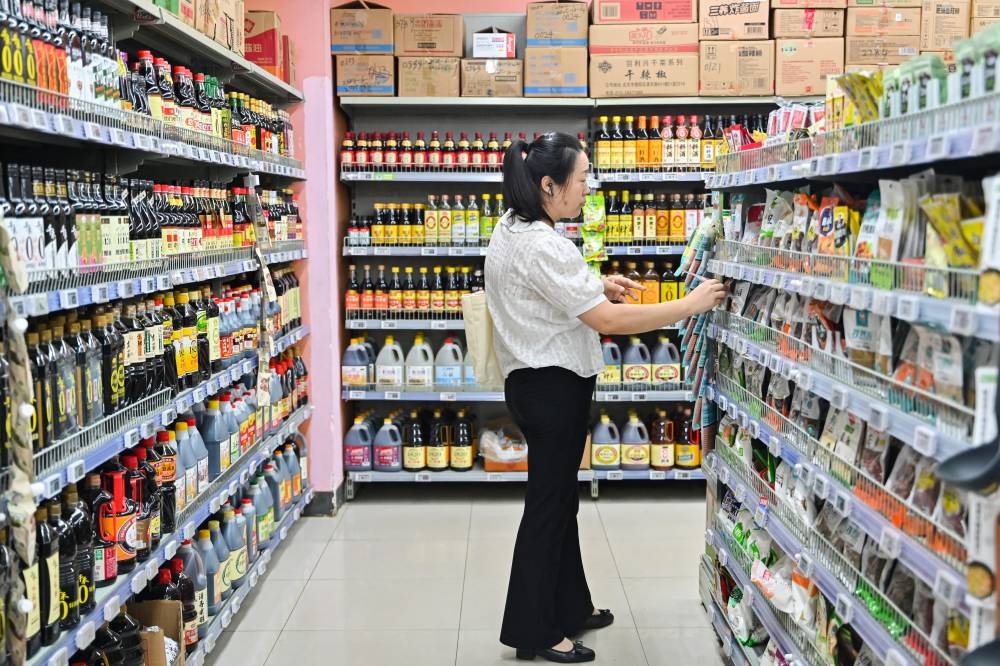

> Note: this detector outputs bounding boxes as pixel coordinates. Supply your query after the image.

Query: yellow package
[919,194,979,268]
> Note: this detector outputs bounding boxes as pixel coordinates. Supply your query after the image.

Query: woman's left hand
[603,275,644,303]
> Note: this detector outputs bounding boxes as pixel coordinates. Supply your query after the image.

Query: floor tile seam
[456,503,473,665]
[595,504,651,665]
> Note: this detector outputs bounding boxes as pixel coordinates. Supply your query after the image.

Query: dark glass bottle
[79,473,117,589]
[62,483,95,618]
[37,505,61,647]
[49,499,79,631]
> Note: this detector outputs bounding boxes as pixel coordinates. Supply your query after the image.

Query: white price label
[849,286,871,310]
[607,470,624,481]
[193,387,207,402]
[125,429,140,447]
[655,246,675,256]
[753,503,768,527]
[890,141,911,165]
[896,296,919,321]
[649,470,667,480]
[118,280,135,298]
[768,436,782,457]
[733,484,746,503]
[835,595,854,624]
[674,470,693,481]
[879,526,902,558]
[348,391,365,400]
[161,407,177,427]
[718,549,729,567]
[737,411,749,429]
[718,395,729,411]
[973,124,997,155]
[381,320,397,330]
[431,320,448,330]
[58,289,78,309]
[813,279,830,301]
[830,283,848,305]
[831,385,850,410]
[103,596,121,622]
[748,420,760,440]
[384,391,401,400]
[421,247,438,256]
[808,157,821,176]
[415,472,432,482]
[871,290,894,315]
[348,319,366,329]
[821,154,839,174]
[440,392,457,402]
[933,570,963,607]
[796,369,812,391]
[140,421,155,438]
[926,133,949,160]
[719,466,730,485]
[799,277,814,297]
[486,473,504,482]
[834,491,852,517]
[869,404,890,432]
[948,305,975,335]
[813,474,829,499]
[626,246,642,256]
[631,392,647,402]
[447,247,466,256]
[912,426,938,457]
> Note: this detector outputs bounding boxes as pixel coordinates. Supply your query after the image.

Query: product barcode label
[431,321,448,330]
[381,320,397,329]
[606,471,624,481]
[649,470,666,480]
[415,472,432,482]
[384,391,401,400]
[631,392,647,401]
[600,3,619,18]
[948,306,975,335]
[349,320,366,329]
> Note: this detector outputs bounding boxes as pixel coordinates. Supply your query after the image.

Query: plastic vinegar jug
[199,401,229,482]
[373,418,403,472]
[221,508,248,589]
[622,337,651,386]
[344,417,373,471]
[598,338,622,388]
[405,334,434,388]
[208,520,231,601]
[652,337,681,387]
[375,336,405,387]
[621,413,651,471]
[650,410,675,471]
[240,498,258,561]
[434,338,464,388]
[342,338,370,387]
[591,415,621,470]
[195,530,223,615]
[175,542,208,638]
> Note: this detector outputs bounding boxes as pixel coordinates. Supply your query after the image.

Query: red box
[245,10,283,77]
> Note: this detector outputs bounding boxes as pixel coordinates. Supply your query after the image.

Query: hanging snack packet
[790,384,825,439]
[908,454,942,517]
[860,538,891,589]
[935,485,967,538]
[887,445,921,501]
[932,332,965,403]
[873,179,906,288]
[858,429,891,484]
[843,307,877,369]
[581,194,607,263]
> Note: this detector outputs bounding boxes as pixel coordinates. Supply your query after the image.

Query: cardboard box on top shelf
[524,46,588,96]
[158,0,195,27]
[395,14,464,57]
[699,0,771,39]
[848,0,921,7]
[127,601,186,666]
[398,57,461,97]
[772,0,846,7]
[775,37,845,95]
[922,49,958,70]
[699,40,775,94]
[245,10,283,76]
[330,1,394,54]
[592,0,698,24]
[282,35,296,85]
[526,0,589,46]
[845,35,920,62]
[974,0,1000,15]
[973,15,1000,28]
[773,9,846,37]
[589,52,699,96]
[461,59,524,96]
[233,0,245,55]
[589,23,700,54]
[473,27,517,59]
[199,0,241,51]
[335,54,395,95]
[920,0,970,50]
[846,7,921,35]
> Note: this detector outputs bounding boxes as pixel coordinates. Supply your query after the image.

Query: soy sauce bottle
[38,505,61,647]
[63,483,96,616]
[49,499,79,631]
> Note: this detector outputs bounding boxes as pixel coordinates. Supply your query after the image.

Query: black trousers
[500,366,596,650]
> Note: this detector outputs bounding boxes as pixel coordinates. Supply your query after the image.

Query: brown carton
[846,7,921,35]
[845,35,920,62]
[589,53,699,96]
[772,0,847,7]
[775,38,845,95]
[282,34,296,85]
[398,57,461,96]
[920,0,970,50]
[335,54,395,95]
[461,59,524,97]
[700,40,775,94]
[127,601,186,666]
[593,0,698,23]
[245,10,283,76]
[394,14,464,57]
[848,0,921,6]
[526,1,590,46]
[233,0,244,55]
[472,28,517,59]
[330,1,394,54]
[700,0,771,39]
[589,23,700,54]
[524,47,588,96]
[973,15,1000,27]
[199,0,241,51]
[974,0,1000,15]
[161,0,196,27]
[922,49,958,70]
[773,9,846,36]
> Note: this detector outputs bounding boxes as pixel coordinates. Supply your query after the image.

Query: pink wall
[255,0,549,500]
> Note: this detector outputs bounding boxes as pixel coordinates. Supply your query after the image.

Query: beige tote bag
[461,291,504,390]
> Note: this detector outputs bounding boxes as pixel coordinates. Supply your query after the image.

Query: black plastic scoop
[936,359,1000,493]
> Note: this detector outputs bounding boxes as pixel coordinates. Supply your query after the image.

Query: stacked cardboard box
[972,0,1000,34]
[920,0,971,53]
[395,14,464,97]
[846,0,921,65]
[245,10,282,76]
[463,27,522,97]
[331,1,395,95]
[527,1,589,97]
[699,0,775,95]
[157,0,195,27]
[197,0,243,54]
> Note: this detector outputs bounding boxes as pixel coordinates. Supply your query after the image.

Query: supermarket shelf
[341,170,504,183]
[594,96,823,108]
[100,0,303,103]
[261,244,308,265]
[702,584,755,666]
[707,382,971,617]
[708,256,1000,343]
[337,96,597,109]
[596,171,705,183]
[342,388,694,402]
[30,403,314,666]
[9,254,260,319]
[185,488,314,666]
[707,531,805,665]
[346,318,465,330]
[33,358,259,501]
[346,467,702,484]
[707,321,972,463]
[272,326,310,357]
[341,243,685,257]
[706,91,1000,190]
[709,455,919,666]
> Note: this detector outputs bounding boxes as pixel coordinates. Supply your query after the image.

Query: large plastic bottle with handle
[342,338,370,387]
[405,334,434,388]
[621,412,651,471]
[373,418,403,472]
[591,414,621,470]
[599,338,622,388]
[344,416,372,471]
[434,338,464,389]
[622,337,651,387]
[652,336,681,387]
[375,336,405,388]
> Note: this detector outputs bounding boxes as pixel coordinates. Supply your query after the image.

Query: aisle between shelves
[31,404,314,666]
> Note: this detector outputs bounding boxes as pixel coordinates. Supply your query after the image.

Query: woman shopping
[486,132,727,663]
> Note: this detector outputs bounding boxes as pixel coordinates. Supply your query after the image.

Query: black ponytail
[502,132,583,224]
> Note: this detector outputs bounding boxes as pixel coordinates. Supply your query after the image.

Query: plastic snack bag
[581,194,607,263]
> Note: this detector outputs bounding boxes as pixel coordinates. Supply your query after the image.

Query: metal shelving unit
[342,388,693,403]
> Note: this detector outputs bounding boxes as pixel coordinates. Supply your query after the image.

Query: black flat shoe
[578,609,614,632]
[516,641,596,663]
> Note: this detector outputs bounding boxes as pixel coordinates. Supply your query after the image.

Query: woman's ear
[541,176,555,196]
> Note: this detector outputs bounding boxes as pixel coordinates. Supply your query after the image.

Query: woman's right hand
[685,278,728,315]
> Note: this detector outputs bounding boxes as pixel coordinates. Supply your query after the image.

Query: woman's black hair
[502,132,584,223]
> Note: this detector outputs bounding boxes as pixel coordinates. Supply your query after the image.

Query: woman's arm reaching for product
[578,278,728,335]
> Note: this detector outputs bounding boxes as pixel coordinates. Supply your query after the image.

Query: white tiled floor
[206,484,725,666]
